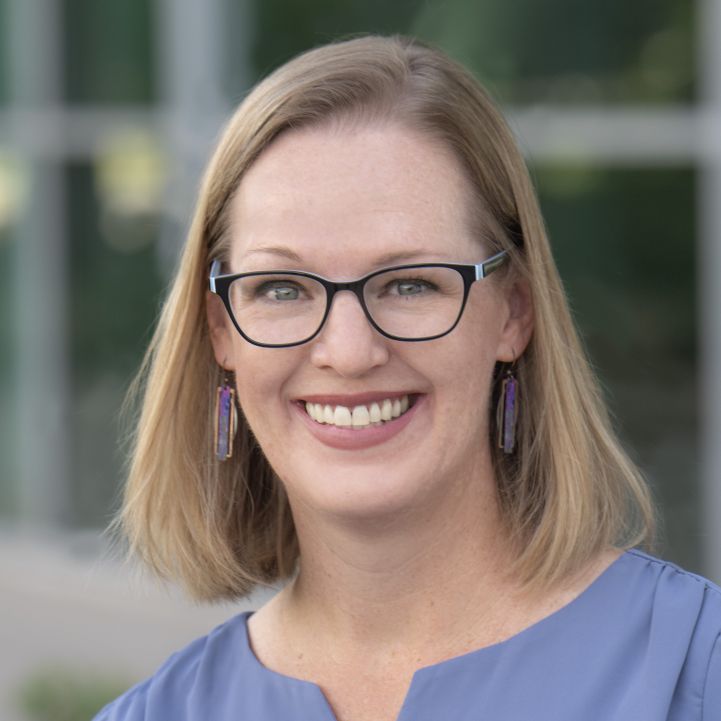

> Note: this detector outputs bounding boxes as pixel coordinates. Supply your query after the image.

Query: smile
[303,395,413,429]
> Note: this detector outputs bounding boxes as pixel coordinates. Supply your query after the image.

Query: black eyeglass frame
[208,250,509,348]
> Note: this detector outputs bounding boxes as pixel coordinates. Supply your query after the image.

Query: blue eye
[256,282,301,301]
[390,279,438,296]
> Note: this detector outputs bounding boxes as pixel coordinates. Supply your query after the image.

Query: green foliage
[65,162,164,526]
[535,165,696,376]
[248,0,425,79]
[534,165,698,567]
[412,0,694,104]
[64,0,155,103]
[17,667,129,721]
[230,0,696,109]
[67,164,163,380]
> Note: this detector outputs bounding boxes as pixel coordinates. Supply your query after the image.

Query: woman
[96,35,720,721]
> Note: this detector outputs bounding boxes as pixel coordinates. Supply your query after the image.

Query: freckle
[297,653,304,660]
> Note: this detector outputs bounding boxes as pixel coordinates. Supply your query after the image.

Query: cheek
[436,299,503,419]
[230,343,297,430]
[437,349,496,430]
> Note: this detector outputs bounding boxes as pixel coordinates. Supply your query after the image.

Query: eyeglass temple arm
[209,260,222,293]
[475,250,509,280]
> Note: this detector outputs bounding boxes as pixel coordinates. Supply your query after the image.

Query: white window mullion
[7,0,70,528]
[698,0,721,585]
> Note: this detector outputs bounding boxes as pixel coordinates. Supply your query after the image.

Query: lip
[292,394,425,451]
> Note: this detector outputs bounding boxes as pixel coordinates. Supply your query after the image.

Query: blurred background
[1,0,720,719]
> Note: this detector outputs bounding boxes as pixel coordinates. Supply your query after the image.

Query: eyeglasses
[208,251,509,348]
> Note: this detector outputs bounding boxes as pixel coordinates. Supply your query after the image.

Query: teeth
[352,405,370,427]
[333,406,352,427]
[304,395,412,429]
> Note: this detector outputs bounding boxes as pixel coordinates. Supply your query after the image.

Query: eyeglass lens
[227,266,466,345]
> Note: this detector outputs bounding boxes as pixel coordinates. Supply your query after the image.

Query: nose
[309,290,390,377]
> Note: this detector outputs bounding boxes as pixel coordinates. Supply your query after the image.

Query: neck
[279,464,521,659]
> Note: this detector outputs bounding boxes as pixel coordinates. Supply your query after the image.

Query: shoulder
[621,548,721,614]
[614,549,721,637]
[92,612,251,721]
[610,550,721,719]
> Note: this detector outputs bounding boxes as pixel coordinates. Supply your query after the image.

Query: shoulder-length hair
[119,35,655,601]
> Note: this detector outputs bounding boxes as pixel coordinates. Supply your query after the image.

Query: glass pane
[246,0,426,95]
[413,0,695,104]
[536,164,698,571]
[63,0,155,103]
[67,162,163,526]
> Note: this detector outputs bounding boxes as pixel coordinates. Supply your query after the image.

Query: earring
[214,371,238,461]
[496,362,519,454]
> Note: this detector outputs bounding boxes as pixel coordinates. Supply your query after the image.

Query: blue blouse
[94,550,721,720]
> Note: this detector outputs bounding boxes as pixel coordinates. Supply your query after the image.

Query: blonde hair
[119,35,655,601]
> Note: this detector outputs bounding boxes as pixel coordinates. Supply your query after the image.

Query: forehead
[228,123,480,272]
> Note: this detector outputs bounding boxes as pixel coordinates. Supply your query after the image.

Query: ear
[496,278,534,362]
[206,291,235,369]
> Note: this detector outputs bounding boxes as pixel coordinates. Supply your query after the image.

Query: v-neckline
[239,550,631,721]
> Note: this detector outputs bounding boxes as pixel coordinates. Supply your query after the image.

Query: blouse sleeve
[92,684,148,721]
[704,632,721,721]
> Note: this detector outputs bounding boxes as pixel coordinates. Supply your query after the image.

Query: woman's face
[208,122,532,523]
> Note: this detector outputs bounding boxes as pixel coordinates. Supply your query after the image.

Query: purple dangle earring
[496,362,519,455]
[214,371,238,461]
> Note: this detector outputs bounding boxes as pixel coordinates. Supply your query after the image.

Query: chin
[280,462,436,525]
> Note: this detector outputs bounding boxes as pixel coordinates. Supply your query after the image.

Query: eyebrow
[241,245,442,268]
[242,246,304,264]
